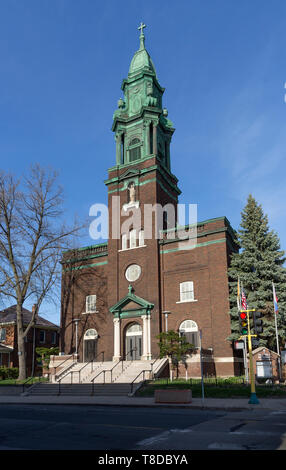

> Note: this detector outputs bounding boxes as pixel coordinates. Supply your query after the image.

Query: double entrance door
[125,323,142,360]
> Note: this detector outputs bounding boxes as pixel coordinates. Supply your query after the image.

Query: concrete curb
[0,395,285,411]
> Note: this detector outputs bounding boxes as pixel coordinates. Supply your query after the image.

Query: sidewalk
[0,394,285,411]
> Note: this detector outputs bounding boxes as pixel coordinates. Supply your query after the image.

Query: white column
[113,318,121,361]
[141,315,148,360]
[147,315,152,360]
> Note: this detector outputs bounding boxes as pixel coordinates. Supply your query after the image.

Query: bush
[0,366,19,380]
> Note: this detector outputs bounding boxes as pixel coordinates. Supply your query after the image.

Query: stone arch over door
[83,328,98,362]
[124,322,142,360]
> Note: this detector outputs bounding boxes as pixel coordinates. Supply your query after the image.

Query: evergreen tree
[228,194,286,351]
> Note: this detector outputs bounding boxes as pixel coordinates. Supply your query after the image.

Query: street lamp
[72,318,80,358]
[163,311,171,332]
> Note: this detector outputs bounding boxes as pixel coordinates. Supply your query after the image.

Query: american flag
[272,282,279,314]
[241,289,248,310]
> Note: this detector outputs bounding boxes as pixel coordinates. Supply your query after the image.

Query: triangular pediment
[121,300,142,311]
[119,168,140,181]
[109,285,154,316]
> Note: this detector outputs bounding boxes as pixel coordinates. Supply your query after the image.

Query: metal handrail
[77,351,105,382]
[58,368,80,394]
[150,356,162,379]
[22,375,41,393]
[54,354,76,379]
[125,347,137,362]
[91,369,109,395]
[109,360,122,382]
[130,369,151,394]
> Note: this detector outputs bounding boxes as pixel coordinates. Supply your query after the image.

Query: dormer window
[129,138,141,162]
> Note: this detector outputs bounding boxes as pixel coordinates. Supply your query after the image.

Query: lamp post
[163,311,171,380]
[199,329,205,405]
[163,311,171,332]
[72,319,80,358]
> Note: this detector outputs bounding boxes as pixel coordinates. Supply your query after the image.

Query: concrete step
[25,382,133,396]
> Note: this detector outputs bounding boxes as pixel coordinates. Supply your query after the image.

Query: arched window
[126,323,142,336]
[84,329,98,362]
[179,320,199,348]
[84,329,98,340]
[129,138,141,162]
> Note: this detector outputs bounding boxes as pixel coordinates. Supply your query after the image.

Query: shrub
[0,366,19,380]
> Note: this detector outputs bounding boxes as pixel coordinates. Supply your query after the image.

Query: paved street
[0,404,286,451]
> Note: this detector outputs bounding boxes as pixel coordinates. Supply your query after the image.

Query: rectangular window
[86,295,97,313]
[122,233,127,250]
[39,330,46,344]
[0,328,6,342]
[129,146,141,162]
[129,229,137,249]
[180,331,200,349]
[180,281,194,302]
[139,229,144,247]
[51,332,57,344]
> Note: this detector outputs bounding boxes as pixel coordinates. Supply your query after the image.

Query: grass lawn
[0,377,49,385]
[136,377,286,399]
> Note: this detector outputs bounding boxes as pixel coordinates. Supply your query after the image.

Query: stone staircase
[24,382,131,396]
[24,357,168,397]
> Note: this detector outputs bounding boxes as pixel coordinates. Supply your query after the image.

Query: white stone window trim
[118,244,147,252]
[84,329,98,340]
[82,310,99,314]
[85,295,98,314]
[178,281,196,303]
[176,299,198,304]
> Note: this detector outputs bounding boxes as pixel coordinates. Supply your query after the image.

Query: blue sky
[1,1,286,324]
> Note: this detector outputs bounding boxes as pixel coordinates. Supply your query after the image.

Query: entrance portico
[110,285,154,361]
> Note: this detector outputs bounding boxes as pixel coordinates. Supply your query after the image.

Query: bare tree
[0,165,83,380]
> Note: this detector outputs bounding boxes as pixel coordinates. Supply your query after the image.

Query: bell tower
[105,24,181,360]
[112,22,175,171]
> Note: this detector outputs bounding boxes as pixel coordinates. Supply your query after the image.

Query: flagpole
[272,282,281,380]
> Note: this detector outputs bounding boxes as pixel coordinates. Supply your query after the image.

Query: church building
[59,25,241,378]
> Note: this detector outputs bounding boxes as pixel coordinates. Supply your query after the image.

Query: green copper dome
[128,23,157,78]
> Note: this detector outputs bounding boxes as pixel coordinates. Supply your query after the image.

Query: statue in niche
[128,182,136,203]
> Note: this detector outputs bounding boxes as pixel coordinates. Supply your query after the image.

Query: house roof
[252,346,279,357]
[0,305,59,330]
[0,343,13,353]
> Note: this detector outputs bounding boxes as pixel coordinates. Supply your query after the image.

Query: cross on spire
[138,22,146,35]
[138,22,146,50]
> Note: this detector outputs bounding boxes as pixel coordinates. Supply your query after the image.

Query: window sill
[82,311,99,315]
[176,299,198,304]
[118,245,147,252]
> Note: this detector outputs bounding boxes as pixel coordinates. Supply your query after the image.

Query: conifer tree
[228,194,286,351]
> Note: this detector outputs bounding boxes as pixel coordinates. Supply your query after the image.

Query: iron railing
[130,369,151,395]
[54,354,77,380]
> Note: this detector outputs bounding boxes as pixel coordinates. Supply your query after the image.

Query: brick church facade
[60,26,242,377]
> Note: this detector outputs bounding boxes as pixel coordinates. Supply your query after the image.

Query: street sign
[234,340,244,350]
